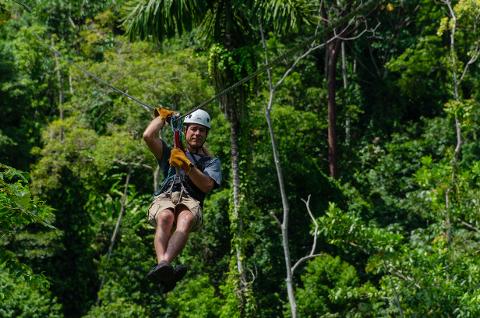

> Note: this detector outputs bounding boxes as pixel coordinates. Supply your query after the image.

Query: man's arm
[143,116,166,161]
[187,167,215,193]
[169,149,219,193]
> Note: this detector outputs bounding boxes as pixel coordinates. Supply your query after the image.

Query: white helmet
[183,109,211,129]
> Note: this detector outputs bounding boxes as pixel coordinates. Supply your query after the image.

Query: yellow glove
[169,148,193,174]
[154,107,175,122]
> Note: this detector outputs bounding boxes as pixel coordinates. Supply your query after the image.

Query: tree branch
[272,21,374,93]
[113,158,153,170]
[269,211,282,228]
[292,195,321,274]
[461,221,480,233]
[260,6,376,316]
[459,44,480,83]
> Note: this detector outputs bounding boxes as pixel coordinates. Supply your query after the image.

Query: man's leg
[163,206,195,263]
[154,208,175,264]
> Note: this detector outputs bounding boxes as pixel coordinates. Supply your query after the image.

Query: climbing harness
[161,115,187,203]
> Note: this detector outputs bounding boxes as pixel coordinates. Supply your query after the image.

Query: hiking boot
[159,264,188,294]
[147,261,174,283]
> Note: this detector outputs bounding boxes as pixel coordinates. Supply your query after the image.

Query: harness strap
[163,114,186,202]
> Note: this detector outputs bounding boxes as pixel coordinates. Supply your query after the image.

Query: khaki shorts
[147,191,202,231]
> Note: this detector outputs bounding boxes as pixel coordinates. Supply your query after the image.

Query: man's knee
[156,209,174,226]
[176,210,195,232]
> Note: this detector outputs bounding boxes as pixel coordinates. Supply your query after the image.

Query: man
[143,107,221,293]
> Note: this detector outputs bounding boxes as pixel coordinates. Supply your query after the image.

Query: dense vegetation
[1,0,480,317]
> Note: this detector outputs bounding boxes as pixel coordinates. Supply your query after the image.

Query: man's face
[185,124,208,149]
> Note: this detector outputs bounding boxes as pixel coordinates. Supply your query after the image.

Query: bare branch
[443,0,459,100]
[291,195,321,274]
[314,0,326,39]
[303,195,319,256]
[459,44,480,83]
[272,21,375,91]
[336,21,380,41]
[461,221,480,233]
[269,211,282,228]
[259,3,377,317]
[272,41,328,91]
[390,270,421,289]
[245,264,258,285]
[113,158,153,170]
[292,254,323,273]
[349,241,369,254]
[261,20,296,316]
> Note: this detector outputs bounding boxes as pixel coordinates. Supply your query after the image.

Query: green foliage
[83,297,147,318]
[355,0,447,130]
[31,0,116,41]
[0,265,62,318]
[208,44,255,87]
[438,0,480,70]
[78,9,117,60]
[248,103,333,221]
[93,132,150,174]
[0,164,61,317]
[31,118,98,193]
[319,111,480,315]
[4,0,480,316]
[318,202,403,256]
[90,192,162,316]
[296,255,381,317]
[0,21,56,169]
[0,163,55,233]
[167,274,222,318]
[386,35,448,116]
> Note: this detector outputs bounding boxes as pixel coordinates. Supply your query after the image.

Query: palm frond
[122,0,208,42]
[256,0,319,34]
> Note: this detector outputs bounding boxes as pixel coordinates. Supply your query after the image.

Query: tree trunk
[444,0,462,246]
[214,76,249,317]
[265,105,296,317]
[229,118,247,316]
[327,39,341,178]
[52,38,64,142]
[97,169,131,302]
[260,25,297,317]
[341,41,350,146]
[217,5,249,309]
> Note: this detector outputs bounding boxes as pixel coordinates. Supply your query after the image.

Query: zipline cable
[66,61,155,112]
[10,0,377,119]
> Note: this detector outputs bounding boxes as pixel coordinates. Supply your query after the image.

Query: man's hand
[169,148,193,174]
[154,107,176,122]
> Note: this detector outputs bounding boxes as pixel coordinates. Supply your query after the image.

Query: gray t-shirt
[157,141,221,203]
